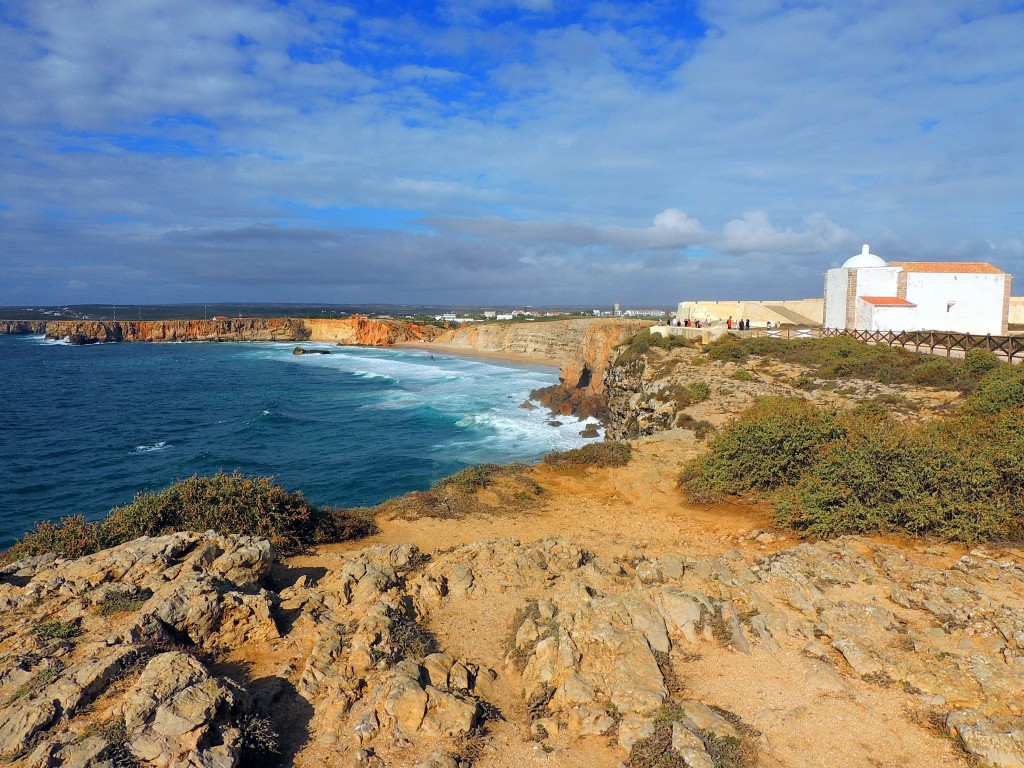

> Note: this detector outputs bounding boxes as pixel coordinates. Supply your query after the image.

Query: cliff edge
[431,319,654,418]
[24,317,441,346]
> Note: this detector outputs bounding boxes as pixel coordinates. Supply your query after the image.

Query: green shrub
[705,338,748,364]
[731,369,755,382]
[616,331,691,366]
[544,441,632,469]
[675,413,715,439]
[687,381,711,402]
[963,349,1001,376]
[4,472,375,563]
[5,515,104,562]
[681,397,843,501]
[906,357,966,388]
[33,620,81,640]
[774,404,1024,542]
[435,463,515,491]
[101,589,154,616]
[5,662,63,704]
[967,364,1024,414]
[703,335,1007,391]
[686,392,1024,544]
[99,472,373,556]
[655,381,710,410]
[378,463,542,520]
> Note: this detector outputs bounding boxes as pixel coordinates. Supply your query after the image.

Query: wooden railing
[820,328,1024,364]
[656,324,1024,363]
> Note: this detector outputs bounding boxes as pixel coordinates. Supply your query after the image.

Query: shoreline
[392,340,562,369]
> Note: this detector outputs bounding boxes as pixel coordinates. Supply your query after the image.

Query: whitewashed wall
[902,273,1007,335]
[824,269,850,328]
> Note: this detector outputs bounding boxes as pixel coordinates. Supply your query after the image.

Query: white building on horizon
[823,244,1012,336]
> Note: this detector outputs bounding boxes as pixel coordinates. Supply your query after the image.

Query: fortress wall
[1011,297,1024,326]
[676,298,824,325]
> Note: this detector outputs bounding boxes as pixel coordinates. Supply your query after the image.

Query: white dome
[842,243,887,269]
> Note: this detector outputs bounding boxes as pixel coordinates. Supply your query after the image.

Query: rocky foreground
[3,328,1023,767]
[1,506,1022,768]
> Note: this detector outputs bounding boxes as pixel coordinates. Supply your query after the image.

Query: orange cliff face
[0,320,47,335]
[37,318,443,346]
[304,317,441,345]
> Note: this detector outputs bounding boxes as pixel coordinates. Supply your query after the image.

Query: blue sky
[1,0,1022,305]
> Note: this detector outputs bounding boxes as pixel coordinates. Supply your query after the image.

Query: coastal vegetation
[543,440,632,469]
[704,335,1000,390]
[375,462,543,520]
[616,330,692,367]
[2,471,374,563]
[681,358,1024,542]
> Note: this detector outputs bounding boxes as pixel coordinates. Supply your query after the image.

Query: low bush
[3,472,375,563]
[703,335,1003,391]
[681,398,844,500]
[675,413,715,439]
[5,515,104,562]
[101,589,154,616]
[100,472,373,556]
[33,620,81,640]
[5,662,63,705]
[378,463,542,520]
[435,463,515,491]
[966,362,1024,414]
[655,381,710,410]
[705,338,748,364]
[682,391,1024,544]
[543,441,632,469]
[616,331,691,366]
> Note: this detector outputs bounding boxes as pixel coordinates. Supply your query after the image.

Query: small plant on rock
[237,713,280,765]
[101,589,154,616]
[32,620,81,640]
[543,441,631,469]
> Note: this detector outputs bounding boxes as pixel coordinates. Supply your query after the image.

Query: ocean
[0,335,597,548]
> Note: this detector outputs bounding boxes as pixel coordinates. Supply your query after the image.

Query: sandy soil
[293,425,980,768]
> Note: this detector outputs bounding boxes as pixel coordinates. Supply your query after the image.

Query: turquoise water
[0,335,597,547]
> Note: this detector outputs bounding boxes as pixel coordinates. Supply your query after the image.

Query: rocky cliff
[31,318,440,346]
[433,319,653,418]
[604,345,963,440]
[0,320,46,335]
[304,317,440,345]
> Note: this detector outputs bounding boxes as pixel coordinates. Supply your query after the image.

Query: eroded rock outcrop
[2,531,1022,767]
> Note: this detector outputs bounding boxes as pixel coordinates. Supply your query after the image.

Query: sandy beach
[392,340,562,369]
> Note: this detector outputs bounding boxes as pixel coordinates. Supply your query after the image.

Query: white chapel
[823,244,1012,336]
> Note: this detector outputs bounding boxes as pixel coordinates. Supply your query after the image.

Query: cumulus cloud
[719,212,854,255]
[0,0,1022,304]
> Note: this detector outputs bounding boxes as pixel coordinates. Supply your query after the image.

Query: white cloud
[720,212,854,255]
[1,0,1023,304]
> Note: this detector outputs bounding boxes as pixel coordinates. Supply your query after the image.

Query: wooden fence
[656,324,1024,363]
[819,328,1024,364]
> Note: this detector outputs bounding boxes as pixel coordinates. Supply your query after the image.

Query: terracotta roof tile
[859,296,916,307]
[890,261,1005,275]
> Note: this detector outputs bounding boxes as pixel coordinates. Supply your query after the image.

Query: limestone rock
[121,651,249,768]
[947,710,1024,768]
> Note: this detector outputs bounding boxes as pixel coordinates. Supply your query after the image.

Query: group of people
[668,316,773,331]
